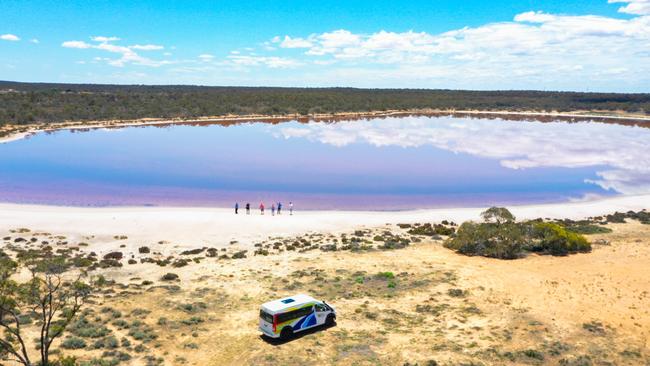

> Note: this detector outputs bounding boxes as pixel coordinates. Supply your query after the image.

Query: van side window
[315,304,326,311]
[277,305,314,323]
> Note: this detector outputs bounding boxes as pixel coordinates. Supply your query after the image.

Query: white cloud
[198,54,215,61]
[227,55,301,68]
[609,0,650,15]
[62,40,92,49]
[259,2,650,89]
[514,11,558,23]
[61,37,171,67]
[278,116,650,195]
[1,34,20,41]
[130,44,164,51]
[279,36,313,48]
[30,38,39,44]
[91,36,120,42]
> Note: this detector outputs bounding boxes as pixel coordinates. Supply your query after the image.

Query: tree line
[1,81,649,126]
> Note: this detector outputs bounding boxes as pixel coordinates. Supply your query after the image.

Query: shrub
[582,321,606,335]
[161,273,179,281]
[532,223,590,255]
[444,221,525,259]
[605,212,626,223]
[554,220,612,234]
[172,259,190,268]
[61,336,87,349]
[111,319,128,329]
[481,207,515,224]
[128,324,157,342]
[57,356,78,366]
[320,244,337,252]
[181,316,204,325]
[447,288,467,297]
[232,250,247,259]
[92,336,119,349]
[69,316,110,338]
[520,349,544,361]
[103,252,123,260]
[407,223,454,236]
[99,259,122,268]
[180,248,204,255]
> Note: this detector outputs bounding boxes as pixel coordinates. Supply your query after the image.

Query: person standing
[289,201,293,215]
[259,202,265,215]
[235,202,239,214]
[277,202,282,215]
[246,203,250,215]
[271,203,276,216]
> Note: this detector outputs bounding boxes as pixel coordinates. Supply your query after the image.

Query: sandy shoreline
[1,194,648,249]
[2,108,650,144]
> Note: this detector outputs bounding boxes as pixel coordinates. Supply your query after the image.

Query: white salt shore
[1,194,648,249]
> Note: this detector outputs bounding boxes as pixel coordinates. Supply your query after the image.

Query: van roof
[261,294,317,313]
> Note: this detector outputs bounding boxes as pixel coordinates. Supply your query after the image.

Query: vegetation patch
[445,207,591,259]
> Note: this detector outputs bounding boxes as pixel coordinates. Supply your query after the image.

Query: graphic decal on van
[293,310,317,329]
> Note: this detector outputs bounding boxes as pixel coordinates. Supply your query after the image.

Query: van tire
[326,314,336,326]
[280,326,293,340]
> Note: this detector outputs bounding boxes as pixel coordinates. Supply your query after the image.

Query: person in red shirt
[259,202,265,215]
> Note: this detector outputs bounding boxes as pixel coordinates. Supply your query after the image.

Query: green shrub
[520,349,544,360]
[532,222,591,255]
[61,336,87,349]
[69,316,110,338]
[407,223,455,236]
[554,220,612,234]
[161,273,179,281]
[92,336,119,349]
[447,288,467,297]
[444,221,525,259]
[56,356,78,366]
[127,320,157,342]
[481,207,515,224]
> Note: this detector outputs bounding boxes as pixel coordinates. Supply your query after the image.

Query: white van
[259,294,336,339]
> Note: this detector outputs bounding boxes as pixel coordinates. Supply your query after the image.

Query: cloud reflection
[277,116,650,195]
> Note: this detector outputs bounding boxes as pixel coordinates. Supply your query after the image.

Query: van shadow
[260,322,337,345]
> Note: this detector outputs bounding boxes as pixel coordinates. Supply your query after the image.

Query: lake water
[1,115,649,210]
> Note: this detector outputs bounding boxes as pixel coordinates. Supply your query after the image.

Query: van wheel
[280,326,293,340]
[326,314,336,326]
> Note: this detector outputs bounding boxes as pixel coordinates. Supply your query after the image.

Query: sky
[1,0,649,92]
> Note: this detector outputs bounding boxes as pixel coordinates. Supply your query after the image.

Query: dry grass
[1,220,649,365]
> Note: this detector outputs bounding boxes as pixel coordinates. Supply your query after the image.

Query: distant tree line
[1,81,649,126]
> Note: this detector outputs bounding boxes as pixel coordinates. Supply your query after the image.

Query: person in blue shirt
[277,202,282,215]
[235,202,239,214]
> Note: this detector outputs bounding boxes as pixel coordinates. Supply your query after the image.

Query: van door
[314,303,329,325]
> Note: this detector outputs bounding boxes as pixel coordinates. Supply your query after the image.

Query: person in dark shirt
[245,203,250,215]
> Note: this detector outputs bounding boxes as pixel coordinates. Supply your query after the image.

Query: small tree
[0,258,91,366]
[481,207,515,225]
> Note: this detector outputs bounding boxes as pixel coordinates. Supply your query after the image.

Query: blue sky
[1,0,649,91]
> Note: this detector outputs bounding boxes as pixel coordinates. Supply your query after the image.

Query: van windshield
[259,309,273,323]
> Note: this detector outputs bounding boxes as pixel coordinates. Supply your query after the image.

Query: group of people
[234,201,293,216]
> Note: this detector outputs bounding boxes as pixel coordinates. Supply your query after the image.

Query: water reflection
[277,116,650,196]
[0,115,648,209]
